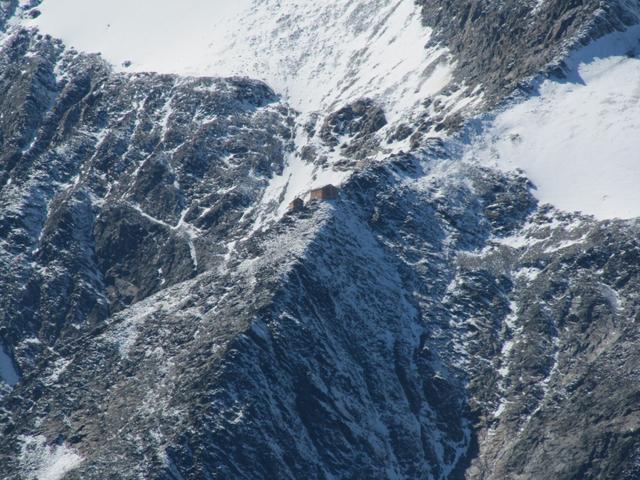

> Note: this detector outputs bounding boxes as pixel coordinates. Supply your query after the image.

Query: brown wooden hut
[287,197,304,211]
[309,184,339,201]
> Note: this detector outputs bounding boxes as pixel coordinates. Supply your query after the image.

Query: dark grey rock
[319,98,387,160]
[1,2,640,479]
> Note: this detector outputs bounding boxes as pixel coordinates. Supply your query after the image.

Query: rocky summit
[1,1,640,479]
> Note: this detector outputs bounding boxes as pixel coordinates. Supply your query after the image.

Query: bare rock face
[320,99,387,144]
[1,2,640,479]
[0,28,294,370]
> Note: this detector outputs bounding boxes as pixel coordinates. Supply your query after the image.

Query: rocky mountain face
[1,1,640,479]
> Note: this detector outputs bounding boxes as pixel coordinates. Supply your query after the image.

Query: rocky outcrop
[0,27,294,377]
[4,132,640,478]
[319,98,387,158]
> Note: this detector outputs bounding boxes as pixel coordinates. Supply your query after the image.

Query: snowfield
[27,0,457,121]
[19,435,83,480]
[24,0,252,74]
[464,26,640,220]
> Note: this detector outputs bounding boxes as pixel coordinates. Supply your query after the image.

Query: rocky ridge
[0,1,640,479]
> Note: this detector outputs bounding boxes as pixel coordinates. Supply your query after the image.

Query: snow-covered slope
[24,0,251,74]
[27,0,465,122]
[29,0,640,222]
[464,26,640,220]
[24,0,640,221]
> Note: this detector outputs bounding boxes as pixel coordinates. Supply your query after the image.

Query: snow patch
[465,26,640,220]
[515,266,541,282]
[599,283,623,311]
[19,435,84,480]
[46,357,72,385]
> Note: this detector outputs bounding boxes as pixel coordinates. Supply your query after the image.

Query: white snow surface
[19,435,84,480]
[464,26,640,220]
[26,0,454,120]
